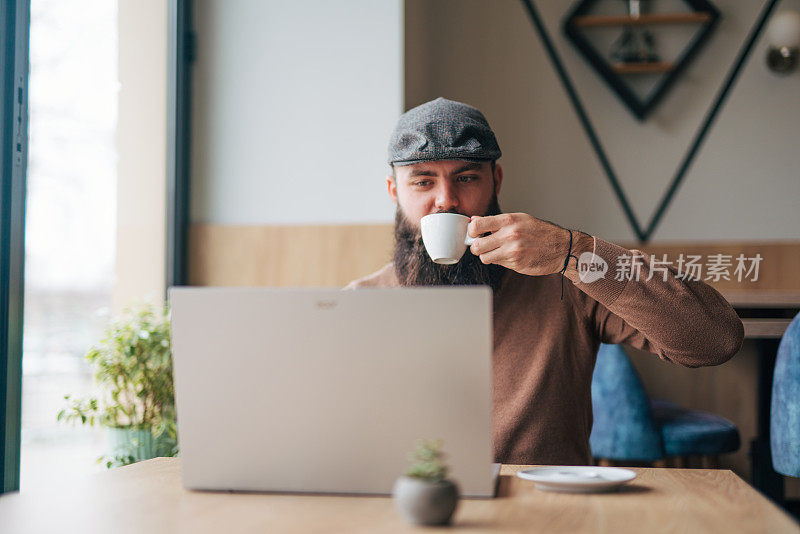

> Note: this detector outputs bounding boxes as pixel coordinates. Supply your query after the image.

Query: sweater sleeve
[569,237,744,368]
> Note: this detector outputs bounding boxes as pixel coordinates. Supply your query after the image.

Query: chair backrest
[771,312,800,477]
[590,343,662,461]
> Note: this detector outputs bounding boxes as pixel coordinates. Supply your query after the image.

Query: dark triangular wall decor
[519,0,780,242]
[563,0,721,121]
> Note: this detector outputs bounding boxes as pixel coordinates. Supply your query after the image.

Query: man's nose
[433,183,459,213]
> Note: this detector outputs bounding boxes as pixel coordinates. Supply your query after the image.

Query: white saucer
[516,466,636,493]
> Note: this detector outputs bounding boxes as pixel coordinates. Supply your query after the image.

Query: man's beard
[393,194,508,292]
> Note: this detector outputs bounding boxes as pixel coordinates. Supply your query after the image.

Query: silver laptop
[168,286,498,497]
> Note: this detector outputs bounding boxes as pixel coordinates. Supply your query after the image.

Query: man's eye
[457,175,478,183]
[413,180,432,187]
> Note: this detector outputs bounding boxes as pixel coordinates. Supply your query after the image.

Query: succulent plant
[405,439,449,482]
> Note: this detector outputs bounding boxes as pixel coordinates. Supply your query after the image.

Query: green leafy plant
[57,301,177,467]
[101,453,137,470]
[405,439,449,482]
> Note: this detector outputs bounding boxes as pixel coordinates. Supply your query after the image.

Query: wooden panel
[622,241,800,294]
[723,291,800,308]
[188,223,394,287]
[1,458,797,533]
[190,225,800,294]
[742,318,792,339]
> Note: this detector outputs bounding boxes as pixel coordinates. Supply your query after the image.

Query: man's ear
[493,163,504,196]
[386,175,398,205]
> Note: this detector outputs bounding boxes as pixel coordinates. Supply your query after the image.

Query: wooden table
[1,458,798,533]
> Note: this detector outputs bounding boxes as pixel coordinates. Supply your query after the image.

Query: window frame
[166,0,193,290]
[0,0,29,494]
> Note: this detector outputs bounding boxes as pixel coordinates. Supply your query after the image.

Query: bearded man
[345,97,743,465]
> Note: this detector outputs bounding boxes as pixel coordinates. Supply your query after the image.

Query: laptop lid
[169,286,494,497]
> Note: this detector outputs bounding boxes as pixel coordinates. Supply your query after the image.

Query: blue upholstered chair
[650,398,740,458]
[771,312,800,478]
[589,343,662,461]
[590,343,740,464]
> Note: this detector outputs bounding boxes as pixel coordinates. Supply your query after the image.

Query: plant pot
[106,427,175,463]
[392,475,459,526]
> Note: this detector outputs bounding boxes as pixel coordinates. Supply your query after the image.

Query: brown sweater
[345,236,744,465]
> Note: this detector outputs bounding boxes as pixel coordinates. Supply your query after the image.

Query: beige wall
[403,0,800,492]
[405,0,800,243]
[114,0,167,312]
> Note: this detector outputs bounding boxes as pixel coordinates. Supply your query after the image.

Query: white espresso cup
[420,213,476,265]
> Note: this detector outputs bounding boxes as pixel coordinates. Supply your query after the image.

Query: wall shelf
[563,0,721,120]
[612,61,675,74]
[573,12,713,27]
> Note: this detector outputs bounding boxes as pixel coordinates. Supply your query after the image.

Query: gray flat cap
[388,97,501,166]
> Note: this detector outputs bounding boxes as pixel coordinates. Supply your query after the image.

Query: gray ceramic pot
[392,476,459,526]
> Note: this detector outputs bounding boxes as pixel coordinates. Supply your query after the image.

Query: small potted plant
[57,301,177,468]
[392,439,459,526]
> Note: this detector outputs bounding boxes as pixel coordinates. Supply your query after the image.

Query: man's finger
[469,214,511,237]
[470,233,503,256]
[478,246,506,266]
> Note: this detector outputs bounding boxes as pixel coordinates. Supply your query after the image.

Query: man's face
[388,159,507,291]
[387,160,503,226]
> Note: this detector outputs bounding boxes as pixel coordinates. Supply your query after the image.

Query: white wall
[191,0,403,226]
[405,0,800,242]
